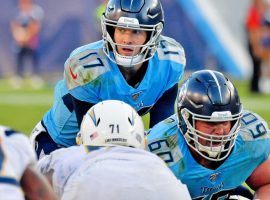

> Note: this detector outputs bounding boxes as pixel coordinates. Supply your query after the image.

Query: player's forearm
[21,167,58,200]
[254,184,270,200]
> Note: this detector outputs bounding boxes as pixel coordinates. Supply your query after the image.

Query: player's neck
[190,149,225,170]
[199,159,224,170]
[119,62,143,73]
[118,62,148,88]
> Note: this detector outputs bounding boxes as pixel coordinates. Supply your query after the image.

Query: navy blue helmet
[177,70,242,161]
[101,0,164,66]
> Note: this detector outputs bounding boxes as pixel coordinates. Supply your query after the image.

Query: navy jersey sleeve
[149,84,178,128]
[71,95,95,126]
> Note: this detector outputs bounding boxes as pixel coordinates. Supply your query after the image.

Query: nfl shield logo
[209,172,220,182]
[131,91,142,101]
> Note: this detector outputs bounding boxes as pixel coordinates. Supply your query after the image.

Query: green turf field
[0,79,269,135]
[0,79,53,134]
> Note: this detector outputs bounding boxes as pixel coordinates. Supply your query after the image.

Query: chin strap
[115,52,144,67]
[197,143,224,158]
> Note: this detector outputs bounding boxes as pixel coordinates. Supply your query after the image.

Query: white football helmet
[77,100,145,149]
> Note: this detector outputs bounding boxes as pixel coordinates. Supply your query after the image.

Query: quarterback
[31,0,185,158]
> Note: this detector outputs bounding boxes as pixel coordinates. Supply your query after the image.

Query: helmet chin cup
[115,53,144,68]
[197,143,224,159]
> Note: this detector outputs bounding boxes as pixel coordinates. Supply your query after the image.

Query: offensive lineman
[37,100,191,200]
[147,70,270,199]
[0,126,57,200]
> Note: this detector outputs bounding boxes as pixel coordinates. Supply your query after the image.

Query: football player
[147,70,270,199]
[30,0,186,159]
[0,126,57,200]
[37,100,191,200]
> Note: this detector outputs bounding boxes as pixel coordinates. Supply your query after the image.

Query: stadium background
[0,0,269,134]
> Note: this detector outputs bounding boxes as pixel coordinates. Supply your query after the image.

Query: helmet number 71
[109,124,120,134]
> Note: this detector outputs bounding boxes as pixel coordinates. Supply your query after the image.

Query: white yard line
[0,94,53,106]
[0,94,268,111]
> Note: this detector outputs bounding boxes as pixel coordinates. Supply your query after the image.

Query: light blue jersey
[147,111,270,200]
[43,36,185,147]
[64,36,185,113]
[42,80,79,146]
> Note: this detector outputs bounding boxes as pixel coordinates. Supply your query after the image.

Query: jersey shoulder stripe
[0,177,20,186]
[0,126,18,137]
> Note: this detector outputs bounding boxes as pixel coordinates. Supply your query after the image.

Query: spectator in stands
[10,0,44,88]
[259,7,270,93]
[245,0,268,93]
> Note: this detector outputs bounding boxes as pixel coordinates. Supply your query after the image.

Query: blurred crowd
[246,0,270,93]
[5,0,270,94]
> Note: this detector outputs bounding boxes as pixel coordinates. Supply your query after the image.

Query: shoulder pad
[64,47,110,90]
[156,35,186,66]
[147,115,178,138]
[239,110,270,141]
[147,132,182,166]
[0,126,19,137]
[147,115,182,164]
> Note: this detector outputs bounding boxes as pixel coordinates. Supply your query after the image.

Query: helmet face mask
[101,0,164,67]
[177,70,243,162]
[77,100,145,150]
[180,108,242,161]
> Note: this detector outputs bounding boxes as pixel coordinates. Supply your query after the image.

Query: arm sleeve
[37,147,85,198]
[71,95,95,127]
[149,83,178,128]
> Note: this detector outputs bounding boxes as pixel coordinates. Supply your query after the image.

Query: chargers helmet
[77,100,145,149]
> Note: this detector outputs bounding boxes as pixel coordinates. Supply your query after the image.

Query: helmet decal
[207,70,223,103]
